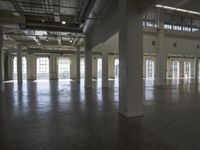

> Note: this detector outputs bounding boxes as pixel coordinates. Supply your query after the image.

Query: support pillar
[194,56,199,84]
[77,47,80,83]
[92,56,97,79]
[49,55,58,80]
[5,53,13,80]
[180,61,184,78]
[4,53,9,81]
[85,42,92,88]
[27,55,37,80]
[155,30,166,86]
[17,44,23,83]
[119,0,143,117]
[102,51,109,87]
[70,55,77,80]
[0,27,3,83]
[108,55,115,79]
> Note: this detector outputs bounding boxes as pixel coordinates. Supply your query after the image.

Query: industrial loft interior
[1,0,200,149]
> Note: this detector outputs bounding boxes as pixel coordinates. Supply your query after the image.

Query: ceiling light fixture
[155,4,200,16]
[62,21,66,25]
[41,18,45,23]
[69,40,73,43]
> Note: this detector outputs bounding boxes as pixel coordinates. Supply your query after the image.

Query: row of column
[4,49,115,86]
[85,50,110,87]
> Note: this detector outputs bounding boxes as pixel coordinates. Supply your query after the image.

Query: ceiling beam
[0,12,25,24]
[139,0,165,12]
[52,0,60,22]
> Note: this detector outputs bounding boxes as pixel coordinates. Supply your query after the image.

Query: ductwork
[83,0,112,33]
[19,22,82,33]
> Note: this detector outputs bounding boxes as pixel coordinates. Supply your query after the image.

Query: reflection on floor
[0,79,200,150]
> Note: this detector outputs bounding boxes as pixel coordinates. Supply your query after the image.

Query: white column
[27,55,37,80]
[119,0,143,117]
[77,47,80,83]
[92,56,97,79]
[70,55,77,80]
[194,56,199,84]
[17,44,23,83]
[108,55,115,79]
[102,51,109,87]
[4,53,8,81]
[7,53,13,80]
[49,55,58,80]
[85,44,92,88]
[155,30,167,86]
[0,27,3,83]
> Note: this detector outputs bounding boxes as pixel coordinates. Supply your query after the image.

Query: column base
[119,111,143,118]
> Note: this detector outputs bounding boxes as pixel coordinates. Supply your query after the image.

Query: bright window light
[155,4,200,16]
[62,21,66,25]
[35,31,47,36]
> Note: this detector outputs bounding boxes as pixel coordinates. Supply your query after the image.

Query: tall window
[97,58,102,79]
[58,58,70,79]
[80,58,85,79]
[172,60,180,79]
[37,57,49,79]
[115,58,119,79]
[13,57,17,80]
[184,61,191,78]
[13,56,27,80]
[146,59,155,78]
[22,57,27,79]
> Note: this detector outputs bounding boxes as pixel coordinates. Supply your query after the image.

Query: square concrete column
[76,47,81,84]
[4,53,13,81]
[49,55,58,80]
[92,56,97,79]
[108,55,115,79]
[27,55,37,80]
[85,45,92,88]
[155,30,167,86]
[17,45,23,83]
[119,0,143,117]
[0,27,3,83]
[70,55,77,80]
[102,51,109,87]
[194,56,199,84]
[179,60,184,78]
[4,53,9,81]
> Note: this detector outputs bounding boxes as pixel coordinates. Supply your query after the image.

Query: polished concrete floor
[0,79,200,150]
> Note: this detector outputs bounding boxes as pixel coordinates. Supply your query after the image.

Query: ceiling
[159,0,200,12]
[0,0,97,52]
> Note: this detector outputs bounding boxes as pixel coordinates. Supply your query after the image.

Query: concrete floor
[0,79,200,150]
